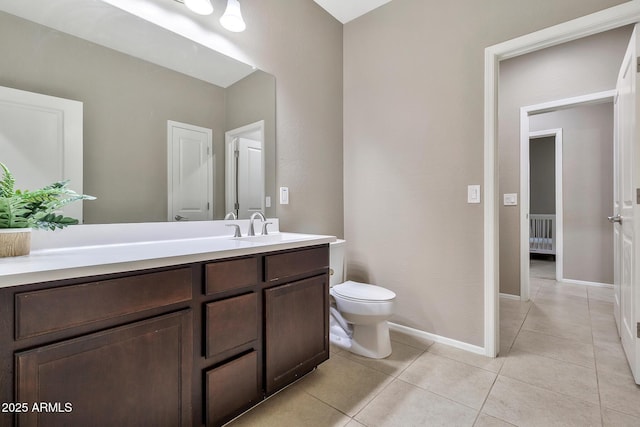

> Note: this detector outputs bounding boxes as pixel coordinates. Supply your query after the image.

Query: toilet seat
[332,280,396,302]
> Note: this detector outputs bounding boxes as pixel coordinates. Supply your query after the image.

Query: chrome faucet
[224,212,237,220]
[248,212,266,236]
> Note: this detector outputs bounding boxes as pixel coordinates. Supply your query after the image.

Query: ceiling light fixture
[220,0,246,32]
[184,0,213,16]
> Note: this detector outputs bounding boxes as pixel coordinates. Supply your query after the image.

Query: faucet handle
[261,222,273,235]
[226,224,242,238]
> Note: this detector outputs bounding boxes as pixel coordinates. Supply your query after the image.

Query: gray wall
[530,137,556,215]
[226,0,344,236]
[226,70,277,219]
[499,26,630,296]
[530,103,614,285]
[344,0,628,346]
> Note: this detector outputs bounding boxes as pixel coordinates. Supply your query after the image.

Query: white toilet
[329,240,396,359]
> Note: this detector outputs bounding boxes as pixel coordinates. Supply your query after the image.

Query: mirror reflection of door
[0,86,84,221]
[225,121,265,219]
[167,121,213,222]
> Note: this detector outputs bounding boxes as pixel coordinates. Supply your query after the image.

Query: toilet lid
[332,280,396,302]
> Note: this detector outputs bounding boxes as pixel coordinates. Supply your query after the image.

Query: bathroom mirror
[0,0,276,223]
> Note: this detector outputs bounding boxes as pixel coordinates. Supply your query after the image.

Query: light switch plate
[265,196,271,208]
[467,185,481,203]
[279,187,289,204]
[503,193,518,206]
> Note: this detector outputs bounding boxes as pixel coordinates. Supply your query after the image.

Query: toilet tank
[329,239,346,287]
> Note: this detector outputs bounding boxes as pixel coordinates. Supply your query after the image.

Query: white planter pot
[0,228,32,257]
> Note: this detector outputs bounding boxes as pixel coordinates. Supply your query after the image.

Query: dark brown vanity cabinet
[0,244,329,427]
[263,247,330,395]
[16,310,193,427]
[202,257,261,426]
[0,268,194,427]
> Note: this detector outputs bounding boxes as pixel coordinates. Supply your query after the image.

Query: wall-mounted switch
[265,196,271,208]
[503,193,518,206]
[279,187,289,205]
[467,185,481,204]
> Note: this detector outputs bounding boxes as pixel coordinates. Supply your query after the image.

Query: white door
[613,26,640,384]
[0,86,83,221]
[237,137,264,219]
[167,121,213,222]
[225,121,265,219]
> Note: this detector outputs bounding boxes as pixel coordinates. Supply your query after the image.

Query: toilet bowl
[329,240,396,359]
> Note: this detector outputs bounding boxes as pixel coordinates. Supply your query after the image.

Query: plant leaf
[0,162,16,199]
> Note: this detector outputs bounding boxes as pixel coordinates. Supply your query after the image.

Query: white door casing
[520,127,564,302]
[225,121,265,219]
[484,2,640,358]
[0,85,83,221]
[237,137,264,219]
[167,121,213,222]
[614,26,640,384]
[519,90,616,302]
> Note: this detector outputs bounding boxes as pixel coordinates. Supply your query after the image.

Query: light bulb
[220,0,246,32]
[184,0,213,16]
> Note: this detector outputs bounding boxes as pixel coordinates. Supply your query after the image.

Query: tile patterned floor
[228,260,640,426]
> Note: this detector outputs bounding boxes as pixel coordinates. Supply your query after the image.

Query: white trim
[224,120,266,218]
[483,2,640,357]
[499,293,521,301]
[561,279,614,289]
[522,128,563,301]
[520,90,615,300]
[388,322,486,356]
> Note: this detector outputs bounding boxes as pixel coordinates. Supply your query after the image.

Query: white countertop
[0,223,336,288]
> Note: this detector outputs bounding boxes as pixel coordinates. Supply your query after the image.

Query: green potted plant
[0,162,95,257]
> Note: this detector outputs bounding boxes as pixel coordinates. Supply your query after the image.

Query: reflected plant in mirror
[0,1,276,224]
[0,162,95,230]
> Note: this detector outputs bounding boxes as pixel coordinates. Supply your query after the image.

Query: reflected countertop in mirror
[0,0,276,223]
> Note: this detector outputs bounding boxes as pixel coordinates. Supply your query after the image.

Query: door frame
[483,2,640,357]
[167,120,214,222]
[225,120,265,217]
[0,85,83,221]
[521,127,563,299]
[519,90,616,299]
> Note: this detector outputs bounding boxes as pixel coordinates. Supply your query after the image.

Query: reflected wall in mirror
[0,7,275,223]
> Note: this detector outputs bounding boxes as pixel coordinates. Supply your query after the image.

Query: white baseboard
[561,279,613,289]
[499,293,521,300]
[388,322,486,356]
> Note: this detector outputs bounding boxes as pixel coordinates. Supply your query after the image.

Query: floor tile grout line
[588,290,607,427]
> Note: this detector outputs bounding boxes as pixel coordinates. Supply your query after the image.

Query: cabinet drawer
[205,293,258,358]
[265,246,329,282]
[15,268,192,340]
[206,351,260,427]
[205,257,258,295]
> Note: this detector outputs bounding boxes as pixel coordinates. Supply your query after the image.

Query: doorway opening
[519,91,616,301]
[483,2,640,357]
[225,120,266,219]
[527,129,561,289]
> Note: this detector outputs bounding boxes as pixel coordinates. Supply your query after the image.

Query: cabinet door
[205,351,260,427]
[264,275,329,394]
[16,310,192,427]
